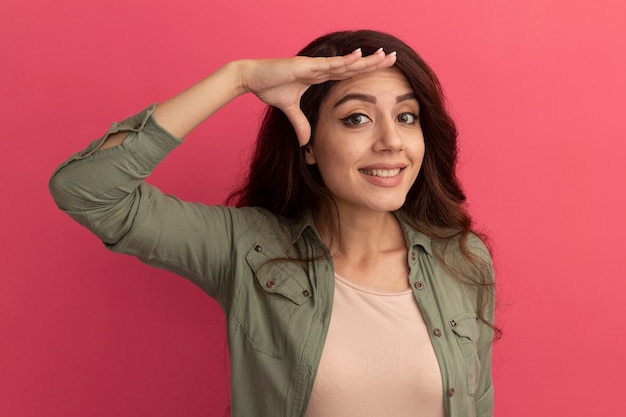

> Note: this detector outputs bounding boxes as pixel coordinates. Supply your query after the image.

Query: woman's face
[306,67,425,216]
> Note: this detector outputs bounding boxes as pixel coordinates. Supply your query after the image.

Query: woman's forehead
[323,67,414,105]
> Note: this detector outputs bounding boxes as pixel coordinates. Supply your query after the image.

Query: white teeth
[359,168,402,177]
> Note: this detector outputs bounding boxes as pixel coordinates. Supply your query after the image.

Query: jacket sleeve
[474,316,494,416]
[49,105,244,306]
[472,237,496,417]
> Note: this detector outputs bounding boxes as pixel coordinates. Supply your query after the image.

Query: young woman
[50,30,496,417]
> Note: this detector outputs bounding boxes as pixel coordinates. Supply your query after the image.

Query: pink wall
[2,0,625,415]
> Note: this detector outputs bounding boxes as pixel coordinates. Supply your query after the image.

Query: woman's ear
[304,145,316,165]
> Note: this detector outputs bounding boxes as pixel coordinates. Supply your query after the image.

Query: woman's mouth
[358,168,403,178]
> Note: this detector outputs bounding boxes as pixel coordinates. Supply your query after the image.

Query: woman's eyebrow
[333,92,417,108]
[333,93,376,107]
[396,92,417,103]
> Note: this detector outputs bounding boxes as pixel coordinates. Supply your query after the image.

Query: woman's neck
[313,206,406,259]
[313,206,410,291]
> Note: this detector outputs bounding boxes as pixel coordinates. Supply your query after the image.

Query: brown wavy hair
[228,29,499,338]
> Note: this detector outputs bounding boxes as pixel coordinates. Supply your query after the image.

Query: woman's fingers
[306,49,397,82]
[282,104,312,146]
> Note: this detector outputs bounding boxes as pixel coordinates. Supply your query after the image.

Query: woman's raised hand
[238,48,397,146]
[148,48,396,146]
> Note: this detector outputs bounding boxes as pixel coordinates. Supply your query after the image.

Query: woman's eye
[397,112,418,124]
[341,113,371,126]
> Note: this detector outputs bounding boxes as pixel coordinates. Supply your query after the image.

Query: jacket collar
[287,210,433,256]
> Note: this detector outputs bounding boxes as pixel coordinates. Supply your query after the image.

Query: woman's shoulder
[464,232,493,264]
[429,229,492,262]
[217,205,315,250]
[395,211,492,263]
[221,205,308,229]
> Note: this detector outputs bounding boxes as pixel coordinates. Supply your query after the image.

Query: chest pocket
[450,313,482,395]
[235,243,313,358]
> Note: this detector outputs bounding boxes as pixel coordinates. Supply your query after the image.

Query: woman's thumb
[282,106,312,147]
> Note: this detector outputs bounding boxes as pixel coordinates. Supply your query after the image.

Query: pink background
[2,0,625,416]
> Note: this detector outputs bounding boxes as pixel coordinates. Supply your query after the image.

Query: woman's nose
[373,117,403,151]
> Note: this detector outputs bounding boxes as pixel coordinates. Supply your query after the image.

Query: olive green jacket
[50,105,494,417]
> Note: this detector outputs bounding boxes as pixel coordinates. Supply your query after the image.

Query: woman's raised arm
[100,48,395,150]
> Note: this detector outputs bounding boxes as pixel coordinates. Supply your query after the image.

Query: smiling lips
[358,167,404,178]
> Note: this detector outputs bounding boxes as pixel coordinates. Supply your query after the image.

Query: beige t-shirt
[306,274,444,417]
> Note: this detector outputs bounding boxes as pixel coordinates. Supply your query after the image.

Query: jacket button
[133,123,141,129]
[411,252,416,261]
[302,290,310,297]
[449,320,457,327]
[414,281,424,290]
[434,328,442,337]
[448,387,455,397]
[265,281,275,288]
[254,245,263,252]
